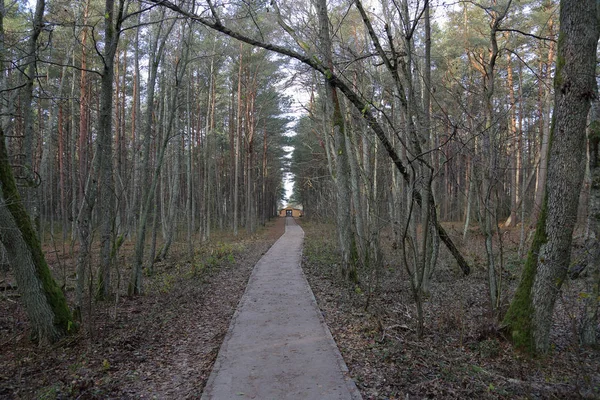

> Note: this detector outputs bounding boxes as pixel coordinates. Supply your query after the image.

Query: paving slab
[202,217,362,400]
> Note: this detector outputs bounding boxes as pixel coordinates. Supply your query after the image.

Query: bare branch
[497,28,556,43]
[141,0,471,275]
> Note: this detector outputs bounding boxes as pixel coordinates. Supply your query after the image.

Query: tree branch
[497,28,556,42]
[141,0,470,275]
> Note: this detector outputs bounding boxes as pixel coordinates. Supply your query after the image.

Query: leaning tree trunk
[0,0,72,343]
[503,0,600,354]
[0,128,73,343]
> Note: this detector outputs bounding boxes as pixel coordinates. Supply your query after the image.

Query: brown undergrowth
[0,217,285,399]
[300,220,600,399]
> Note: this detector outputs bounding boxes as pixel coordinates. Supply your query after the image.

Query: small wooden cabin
[279,207,303,217]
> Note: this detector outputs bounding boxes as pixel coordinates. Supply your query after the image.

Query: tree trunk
[0,128,73,343]
[21,0,45,234]
[316,0,354,280]
[581,92,600,346]
[505,50,519,228]
[532,15,555,223]
[234,45,242,236]
[503,0,600,353]
[186,85,194,259]
[95,0,125,301]
[129,15,176,295]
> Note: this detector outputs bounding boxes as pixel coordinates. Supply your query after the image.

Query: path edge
[295,220,363,400]
[201,217,363,400]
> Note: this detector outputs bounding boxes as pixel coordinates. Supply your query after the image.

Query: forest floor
[299,220,600,400]
[0,217,285,399]
[2,217,599,399]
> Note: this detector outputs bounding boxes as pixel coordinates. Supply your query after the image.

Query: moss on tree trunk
[0,130,73,342]
[502,196,548,352]
[502,0,599,354]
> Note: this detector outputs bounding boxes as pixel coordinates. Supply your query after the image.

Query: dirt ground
[299,220,600,400]
[0,217,285,399]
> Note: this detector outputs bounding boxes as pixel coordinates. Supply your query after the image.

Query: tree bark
[532,14,555,223]
[581,91,600,346]
[0,128,73,343]
[234,45,242,236]
[95,0,126,300]
[21,0,45,233]
[315,0,354,280]
[129,15,176,295]
[503,0,600,353]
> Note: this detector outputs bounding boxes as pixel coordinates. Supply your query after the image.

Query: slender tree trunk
[159,100,181,260]
[463,158,474,240]
[74,0,91,314]
[129,7,142,235]
[78,0,90,215]
[234,45,242,236]
[186,85,194,258]
[95,0,125,301]
[129,16,176,294]
[20,0,45,234]
[505,50,519,228]
[261,125,268,225]
[316,0,354,280]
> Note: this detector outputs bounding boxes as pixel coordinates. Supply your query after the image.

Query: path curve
[201,217,362,400]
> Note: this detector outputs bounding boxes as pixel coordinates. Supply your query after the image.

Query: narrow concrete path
[202,218,362,400]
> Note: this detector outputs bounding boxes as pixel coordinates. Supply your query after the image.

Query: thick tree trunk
[581,94,600,346]
[503,0,600,353]
[0,128,73,343]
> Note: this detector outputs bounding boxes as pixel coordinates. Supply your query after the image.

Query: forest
[1,0,599,398]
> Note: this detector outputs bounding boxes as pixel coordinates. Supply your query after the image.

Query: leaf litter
[0,217,285,399]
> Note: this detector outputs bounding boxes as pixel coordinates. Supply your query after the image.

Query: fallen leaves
[0,218,286,399]
[300,221,600,400]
